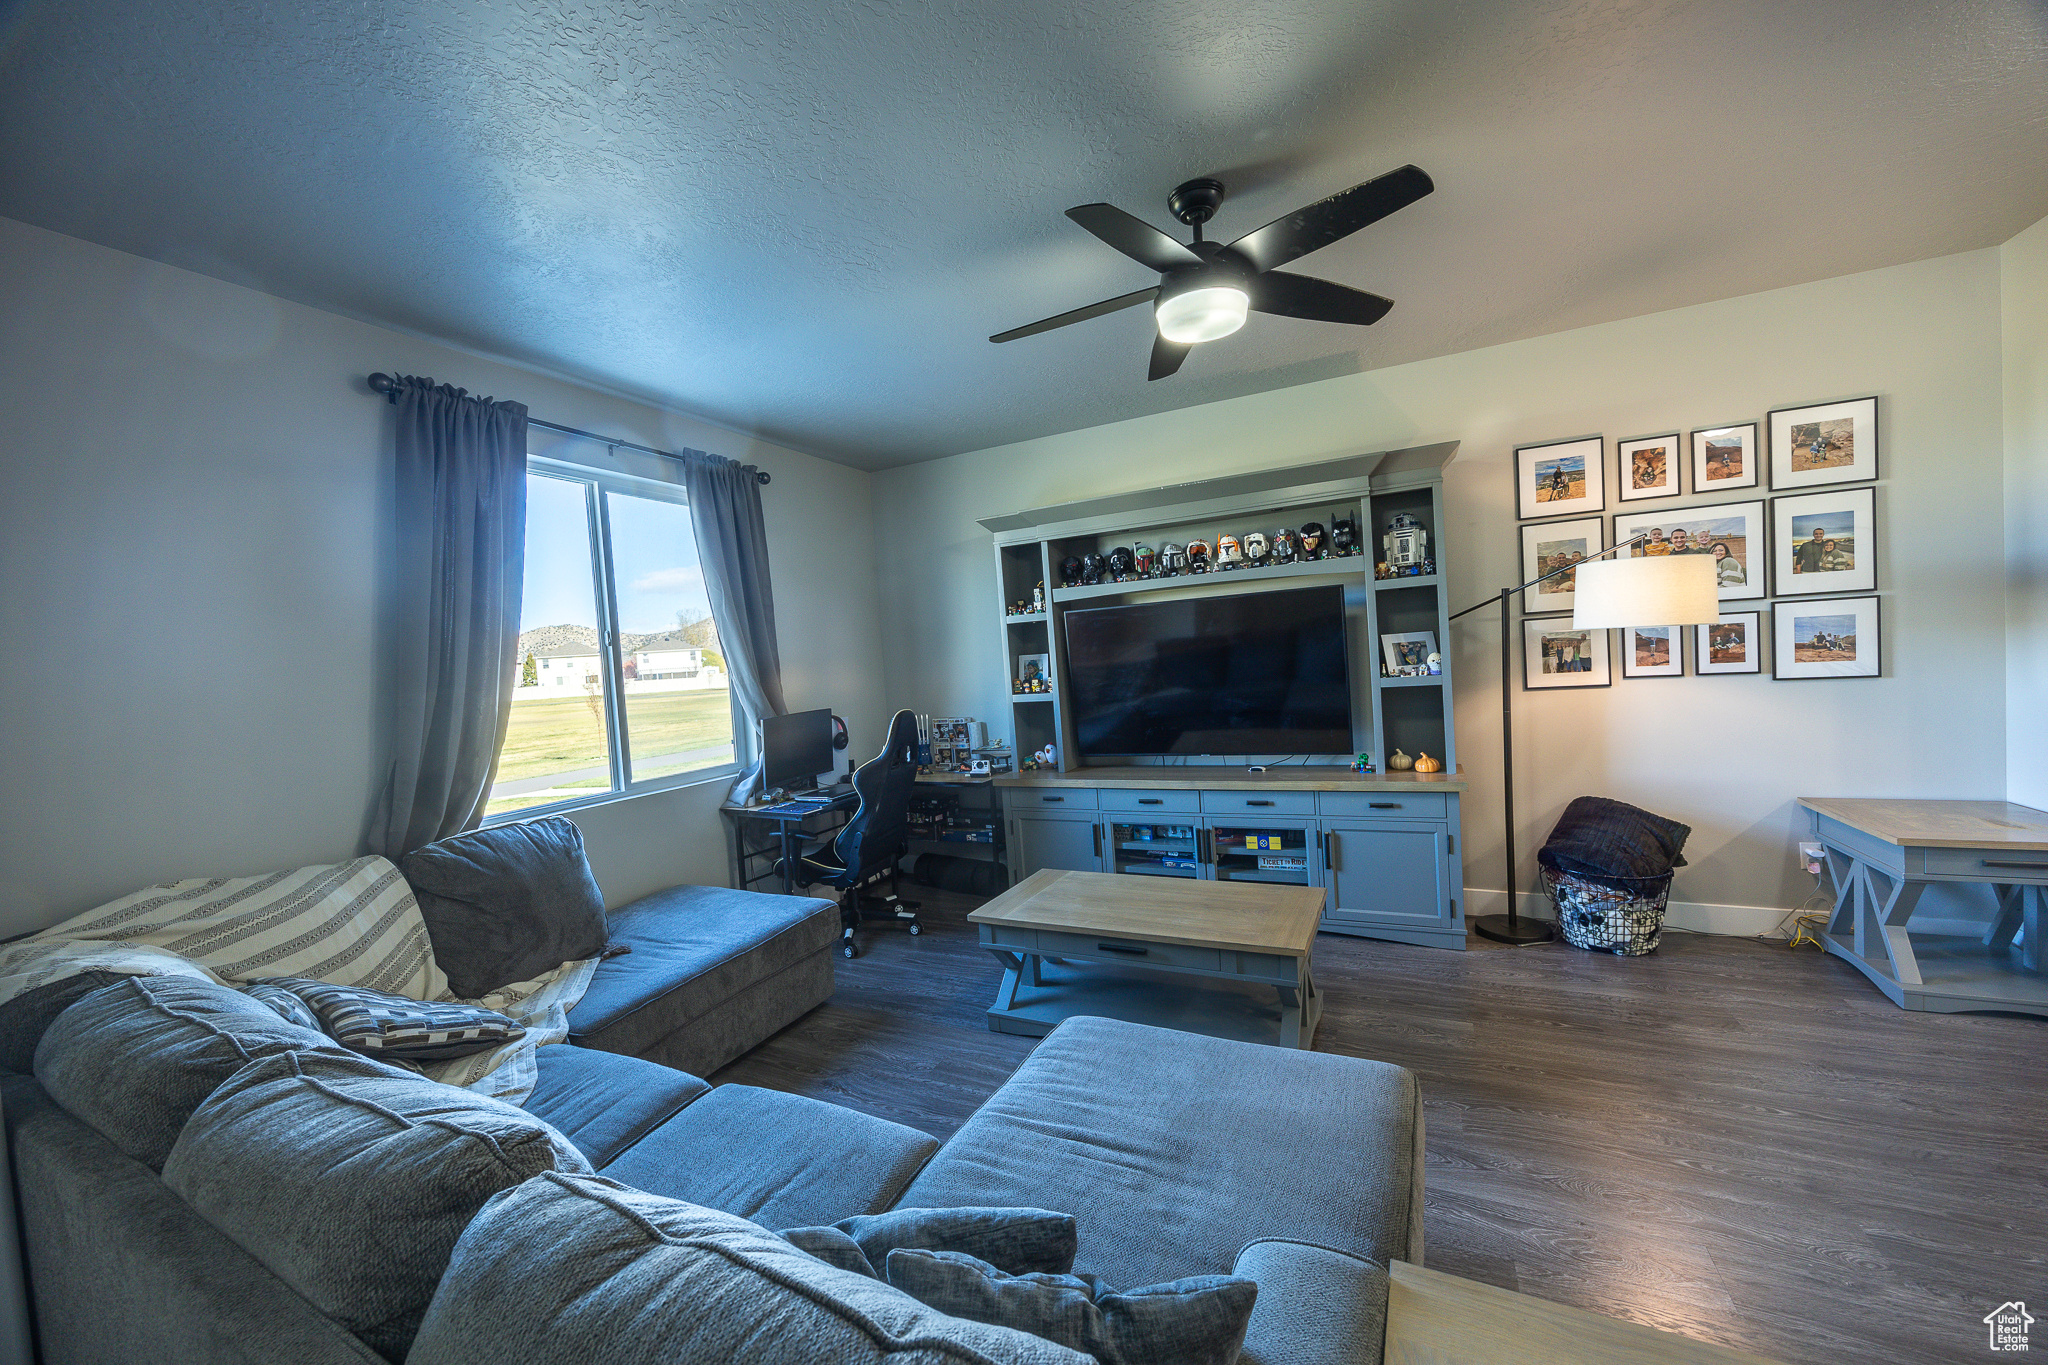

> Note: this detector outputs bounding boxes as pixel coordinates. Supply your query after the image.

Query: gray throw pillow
[884,1248,1258,1365]
[162,1049,589,1361]
[238,981,322,1033]
[251,975,524,1060]
[32,974,343,1169]
[398,816,609,999]
[782,1206,1079,1280]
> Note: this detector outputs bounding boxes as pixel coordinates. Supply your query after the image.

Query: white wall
[2003,214,2048,811]
[875,250,2009,927]
[0,216,883,935]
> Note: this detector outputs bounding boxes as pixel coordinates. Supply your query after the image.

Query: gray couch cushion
[521,1042,709,1167]
[0,968,125,1073]
[161,1050,591,1361]
[601,1082,939,1229]
[399,816,610,999]
[1230,1240,1389,1365]
[33,974,342,1168]
[566,884,837,1058]
[898,1016,1422,1289]
[406,1171,1094,1365]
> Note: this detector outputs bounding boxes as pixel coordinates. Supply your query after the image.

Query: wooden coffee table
[968,869,1324,1048]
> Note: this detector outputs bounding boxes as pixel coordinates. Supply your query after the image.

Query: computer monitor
[761,708,836,793]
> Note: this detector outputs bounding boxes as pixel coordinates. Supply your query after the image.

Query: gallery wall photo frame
[1691,422,1758,493]
[1523,619,1612,689]
[1619,624,1684,679]
[1612,498,1766,601]
[1773,595,1880,680]
[1617,434,1681,501]
[1519,516,1604,616]
[1772,486,1876,597]
[1769,395,1878,490]
[1515,435,1605,520]
[1695,608,1766,675]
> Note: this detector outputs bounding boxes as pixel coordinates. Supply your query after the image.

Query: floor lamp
[1448,541,1719,945]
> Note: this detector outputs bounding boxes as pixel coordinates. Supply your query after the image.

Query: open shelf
[1050,554,1369,604]
[1004,613,1047,624]
[1377,675,1445,688]
[1011,692,1057,703]
[1373,574,1440,592]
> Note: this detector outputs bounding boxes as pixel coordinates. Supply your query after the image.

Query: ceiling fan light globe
[1155,285,1249,344]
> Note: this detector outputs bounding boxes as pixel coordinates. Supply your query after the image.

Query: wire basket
[1543,868,1671,956]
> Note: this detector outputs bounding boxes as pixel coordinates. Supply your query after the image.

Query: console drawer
[1919,848,2048,881]
[1033,929,1221,973]
[1201,790,1315,815]
[1100,789,1201,813]
[1011,788,1098,810]
[1317,792,1448,819]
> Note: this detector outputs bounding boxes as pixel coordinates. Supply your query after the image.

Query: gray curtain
[372,376,529,856]
[684,452,786,802]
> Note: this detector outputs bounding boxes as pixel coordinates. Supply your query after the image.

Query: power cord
[1756,866,1832,949]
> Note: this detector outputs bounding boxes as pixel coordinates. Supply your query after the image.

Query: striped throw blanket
[0,856,594,1103]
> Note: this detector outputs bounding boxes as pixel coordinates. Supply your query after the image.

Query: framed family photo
[1380,631,1440,678]
[1773,596,1880,680]
[1523,620,1611,689]
[1519,516,1603,615]
[1691,422,1758,492]
[1617,434,1681,501]
[1695,609,1764,675]
[1769,396,1878,489]
[1620,624,1684,679]
[1016,653,1050,683]
[1515,436,1604,519]
[1612,499,1764,601]
[1772,487,1875,597]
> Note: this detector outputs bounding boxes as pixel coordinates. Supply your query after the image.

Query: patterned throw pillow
[252,977,524,1061]
[238,981,322,1033]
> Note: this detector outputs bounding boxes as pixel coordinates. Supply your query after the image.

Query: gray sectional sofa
[3,880,1425,1365]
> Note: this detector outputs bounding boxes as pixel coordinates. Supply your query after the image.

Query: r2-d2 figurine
[1382,513,1428,573]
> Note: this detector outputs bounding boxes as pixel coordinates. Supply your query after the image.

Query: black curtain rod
[365,373,770,485]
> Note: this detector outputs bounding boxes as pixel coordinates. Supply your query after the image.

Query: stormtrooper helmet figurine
[1297,522,1326,560]
[1271,528,1298,564]
[1242,531,1270,565]
[1107,545,1136,580]
[1330,513,1360,557]
[1186,539,1212,573]
[1160,543,1187,576]
[1134,543,1157,577]
[1060,554,1084,586]
[1214,534,1244,570]
[1080,551,1106,584]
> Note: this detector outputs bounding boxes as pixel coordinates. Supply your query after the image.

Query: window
[485,464,741,819]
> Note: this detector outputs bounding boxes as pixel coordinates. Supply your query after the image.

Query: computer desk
[723,792,859,895]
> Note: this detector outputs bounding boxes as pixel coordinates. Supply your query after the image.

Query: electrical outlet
[1798,841,1825,875]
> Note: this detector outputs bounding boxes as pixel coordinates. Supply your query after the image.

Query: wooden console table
[1798,797,2048,1017]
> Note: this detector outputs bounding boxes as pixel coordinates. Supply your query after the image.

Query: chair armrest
[1231,1238,1389,1365]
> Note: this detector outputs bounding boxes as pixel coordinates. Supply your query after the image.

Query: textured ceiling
[3,1,2046,469]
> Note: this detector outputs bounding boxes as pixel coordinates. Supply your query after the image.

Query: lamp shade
[1571,554,1719,628]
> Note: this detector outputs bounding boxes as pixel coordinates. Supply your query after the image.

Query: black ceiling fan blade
[1248,271,1394,326]
[1148,332,1191,381]
[1066,204,1204,272]
[990,287,1160,343]
[1225,164,1434,274]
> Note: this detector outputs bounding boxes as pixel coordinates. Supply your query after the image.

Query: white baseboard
[1462,887,1794,938]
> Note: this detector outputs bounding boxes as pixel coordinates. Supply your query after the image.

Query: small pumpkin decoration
[1414,752,1442,773]
[1388,749,1414,771]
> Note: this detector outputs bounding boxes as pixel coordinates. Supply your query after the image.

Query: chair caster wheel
[843,942,858,959]
[908,922,921,936]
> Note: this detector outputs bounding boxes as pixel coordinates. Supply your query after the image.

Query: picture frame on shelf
[1691,422,1758,492]
[1016,652,1050,683]
[1613,498,1764,600]
[1769,396,1878,489]
[1519,516,1603,615]
[1771,486,1876,597]
[1380,631,1440,677]
[1515,435,1605,519]
[1620,624,1684,678]
[1523,620,1611,689]
[1773,596,1880,680]
[1617,434,1681,501]
[1695,609,1765,675]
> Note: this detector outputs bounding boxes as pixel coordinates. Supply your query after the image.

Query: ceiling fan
[990,164,1434,380]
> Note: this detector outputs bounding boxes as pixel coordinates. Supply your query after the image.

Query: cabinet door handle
[1326,831,1342,872]
[1138,797,1163,805]
[1041,795,1065,803]
[1370,802,1400,809]
[1093,823,1103,858]
[1096,942,1148,955]
[1247,799,1274,807]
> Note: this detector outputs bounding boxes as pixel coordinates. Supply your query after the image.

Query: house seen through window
[484,466,739,818]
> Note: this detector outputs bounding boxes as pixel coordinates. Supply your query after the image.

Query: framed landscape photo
[1695,609,1764,675]
[1520,516,1603,615]
[1617,434,1681,501]
[1769,396,1878,489]
[1523,620,1611,689]
[1772,487,1875,597]
[1620,624,1684,678]
[1774,596,1880,680]
[1691,422,1758,492]
[1612,498,1763,601]
[1515,436,1605,519]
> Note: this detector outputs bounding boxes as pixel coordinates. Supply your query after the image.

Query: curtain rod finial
[756,470,771,485]
[367,372,401,402]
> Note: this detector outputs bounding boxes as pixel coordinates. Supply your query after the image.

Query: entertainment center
[981,444,1470,949]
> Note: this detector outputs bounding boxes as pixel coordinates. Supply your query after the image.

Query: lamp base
[1472,913,1555,946]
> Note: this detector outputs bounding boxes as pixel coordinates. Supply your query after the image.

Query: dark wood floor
[711,889,2048,1365]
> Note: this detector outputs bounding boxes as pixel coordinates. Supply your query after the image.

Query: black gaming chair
[790,709,922,958]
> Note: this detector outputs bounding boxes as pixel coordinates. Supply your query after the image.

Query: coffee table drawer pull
[1247,799,1274,806]
[1096,942,1148,955]
[1983,860,2048,869]
[1370,802,1399,809]
[1041,795,1065,802]
[1139,797,1163,805]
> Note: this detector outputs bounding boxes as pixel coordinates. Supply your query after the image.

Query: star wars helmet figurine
[1106,545,1136,581]
[1297,521,1326,560]
[1185,539,1212,573]
[1382,513,1428,572]
[1080,551,1106,584]
[1330,512,1360,557]
[1214,534,1244,570]
[1160,543,1187,576]
[1134,543,1157,577]
[1060,554,1084,587]
[1242,531,1270,566]
[1271,527,1298,564]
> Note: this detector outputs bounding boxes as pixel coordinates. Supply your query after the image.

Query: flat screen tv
[1064,584,1354,758]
